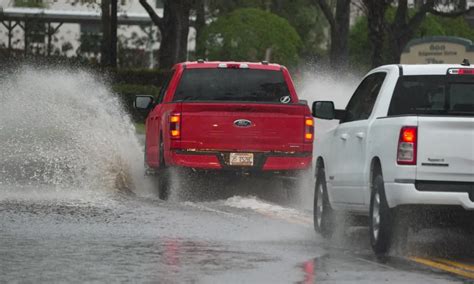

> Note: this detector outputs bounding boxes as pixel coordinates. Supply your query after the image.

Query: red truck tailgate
[179,103,309,152]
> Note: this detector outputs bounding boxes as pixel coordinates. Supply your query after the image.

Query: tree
[349,6,474,70]
[116,26,157,68]
[362,0,474,67]
[204,0,327,64]
[193,0,207,59]
[139,0,193,69]
[101,0,118,67]
[361,0,392,68]
[200,8,302,66]
[268,0,327,65]
[385,0,473,64]
[312,0,351,68]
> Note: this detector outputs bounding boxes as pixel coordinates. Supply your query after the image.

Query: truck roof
[178,61,283,71]
[399,64,473,76]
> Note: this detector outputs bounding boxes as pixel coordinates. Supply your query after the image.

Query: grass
[134,123,145,134]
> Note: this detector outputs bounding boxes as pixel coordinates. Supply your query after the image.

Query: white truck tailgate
[417,117,474,182]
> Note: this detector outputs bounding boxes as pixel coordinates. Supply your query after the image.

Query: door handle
[356,132,365,139]
[340,133,349,140]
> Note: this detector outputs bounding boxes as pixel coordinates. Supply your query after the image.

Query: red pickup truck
[135,61,313,199]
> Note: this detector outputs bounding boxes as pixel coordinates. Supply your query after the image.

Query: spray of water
[298,71,359,136]
[0,66,148,195]
[291,72,360,210]
[295,71,371,246]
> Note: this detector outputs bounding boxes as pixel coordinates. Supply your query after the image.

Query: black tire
[159,134,165,169]
[369,174,394,255]
[158,134,170,200]
[158,168,171,200]
[313,167,335,238]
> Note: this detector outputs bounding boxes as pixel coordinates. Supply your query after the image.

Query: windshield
[388,75,474,116]
[173,69,292,103]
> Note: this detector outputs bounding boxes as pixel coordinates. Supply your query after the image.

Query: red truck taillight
[304,117,314,143]
[397,126,417,165]
[170,113,181,139]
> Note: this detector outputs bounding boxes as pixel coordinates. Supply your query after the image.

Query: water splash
[0,66,146,194]
[297,71,359,136]
[289,72,360,210]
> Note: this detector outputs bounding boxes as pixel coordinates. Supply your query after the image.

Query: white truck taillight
[397,126,417,165]
[304,116,314,143]
[169,113,181,139]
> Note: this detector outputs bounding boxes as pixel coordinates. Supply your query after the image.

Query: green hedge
[113,69,171,86]
[112,84,161,122]
[112,69,171,122]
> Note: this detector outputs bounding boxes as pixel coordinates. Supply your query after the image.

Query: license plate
[229,153,254,166]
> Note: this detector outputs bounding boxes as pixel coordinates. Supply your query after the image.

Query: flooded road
[1,182,473,283]
[1,67,472,283]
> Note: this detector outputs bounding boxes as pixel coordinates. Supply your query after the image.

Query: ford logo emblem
[234,119,252,127]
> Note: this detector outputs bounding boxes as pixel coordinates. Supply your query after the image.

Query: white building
[0,0,196,67]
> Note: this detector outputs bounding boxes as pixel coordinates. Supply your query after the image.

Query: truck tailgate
[417,117,474,182]
[179,103,309,152]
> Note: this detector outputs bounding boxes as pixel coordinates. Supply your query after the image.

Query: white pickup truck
[311,63,473,254]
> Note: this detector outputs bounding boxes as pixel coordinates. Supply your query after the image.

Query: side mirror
[312,101,335,120]
[134,95,154,110]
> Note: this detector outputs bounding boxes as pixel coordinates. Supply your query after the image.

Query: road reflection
[158,237,278,280]
[300,259,315,284]
[299,226,474,282]
[163,239,180,273]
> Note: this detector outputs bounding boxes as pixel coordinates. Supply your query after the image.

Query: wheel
[313,167,335,238]
[369,173,394,255]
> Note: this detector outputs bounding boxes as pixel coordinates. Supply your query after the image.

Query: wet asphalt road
[1,180,473,283]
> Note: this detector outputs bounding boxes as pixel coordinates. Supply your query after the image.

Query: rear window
[173,69,292,103]
[388,75,474,116]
